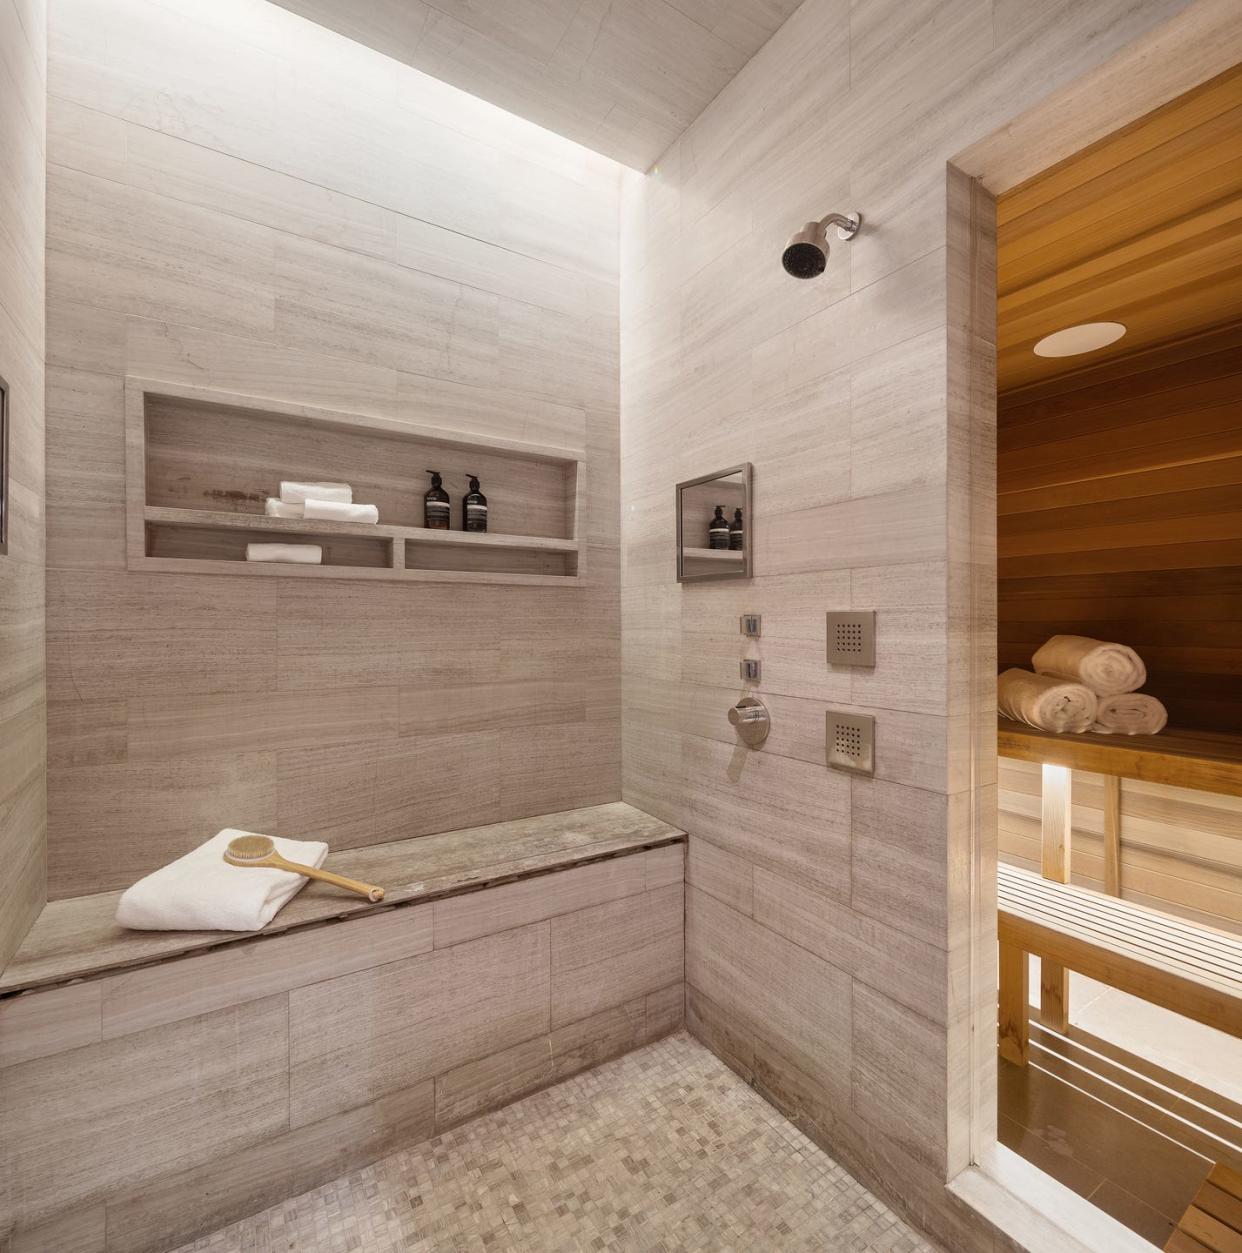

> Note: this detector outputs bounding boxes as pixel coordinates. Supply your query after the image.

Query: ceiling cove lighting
[1033,322,1127,357]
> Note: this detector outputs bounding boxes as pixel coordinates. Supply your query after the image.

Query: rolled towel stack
[260,481,381,526]
[1032,634,1146,697]
[998,668,1098,733]
[1003,633,1167,737]
[1092,693,1168,736]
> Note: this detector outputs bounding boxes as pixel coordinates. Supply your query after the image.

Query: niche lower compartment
[138,506,584,584]
[147,518,393,570]
[406,536,577,577]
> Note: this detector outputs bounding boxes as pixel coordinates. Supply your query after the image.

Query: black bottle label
[709,525,730,550]
[425,501,450,529]
[465,503,488,532]
[729,528,744,551]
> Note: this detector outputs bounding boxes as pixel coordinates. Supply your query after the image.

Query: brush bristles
[225,834,276,862]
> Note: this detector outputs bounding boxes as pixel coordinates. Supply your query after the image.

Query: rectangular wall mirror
[676,463,751,582]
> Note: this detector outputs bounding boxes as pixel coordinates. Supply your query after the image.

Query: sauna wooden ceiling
[267,0,803,170]
[997,64,1242,392]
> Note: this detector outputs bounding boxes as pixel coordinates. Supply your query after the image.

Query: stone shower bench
[0,803,686,1253]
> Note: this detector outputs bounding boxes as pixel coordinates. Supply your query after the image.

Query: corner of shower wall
[0,0,48,973]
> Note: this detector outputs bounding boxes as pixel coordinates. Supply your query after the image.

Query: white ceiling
[268,0,805,170]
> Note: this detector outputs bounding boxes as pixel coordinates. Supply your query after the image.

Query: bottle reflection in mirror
[709,505,730,549]
[729,507,744,551]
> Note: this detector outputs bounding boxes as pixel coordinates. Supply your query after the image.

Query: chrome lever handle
[728,697,770,747]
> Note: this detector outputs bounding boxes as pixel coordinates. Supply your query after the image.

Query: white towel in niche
[279,480,352,505]
[302,499,379,524]
[265,498,304,519]
[115,829,329,932]
[246,543,322,564]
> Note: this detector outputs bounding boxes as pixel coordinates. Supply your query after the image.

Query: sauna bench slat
[0,803,685,996]
[998,718,1242,797]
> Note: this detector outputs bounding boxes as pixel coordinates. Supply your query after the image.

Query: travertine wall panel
[0,0,46,970]
[618,0,1219,1245]
[43,0,623,896]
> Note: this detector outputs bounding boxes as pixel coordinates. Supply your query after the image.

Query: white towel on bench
[1093,693,1168,736]
[998,668,1097,733]
[1032,634,1146,696]
[116,829,329,932]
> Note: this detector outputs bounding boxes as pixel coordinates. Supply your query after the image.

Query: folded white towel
[998,668,1098,733]
[246,543,322,564]
[279,480,352,505]
[1093,693,1168,736]
[302,499,380,524]
[115,829,329,932]
[1032,634,1146,696]
[265,498,304,519]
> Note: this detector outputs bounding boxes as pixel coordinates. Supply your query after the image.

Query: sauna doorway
[990,61,1242,1247]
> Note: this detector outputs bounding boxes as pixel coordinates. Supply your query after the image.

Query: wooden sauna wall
[998,321,1242,732]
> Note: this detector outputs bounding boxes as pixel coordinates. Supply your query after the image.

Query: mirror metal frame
[0,374,8,557]
[675,462,752,583]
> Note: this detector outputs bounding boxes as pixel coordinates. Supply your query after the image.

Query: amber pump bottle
[708,505,730,550]
[729,507,744,551]
[424,470,450,529]
[463,475,488,532]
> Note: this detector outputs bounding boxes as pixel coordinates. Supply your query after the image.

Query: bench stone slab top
[0,803,685,995]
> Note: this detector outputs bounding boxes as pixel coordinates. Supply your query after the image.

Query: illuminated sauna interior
[993,63,1242,1247]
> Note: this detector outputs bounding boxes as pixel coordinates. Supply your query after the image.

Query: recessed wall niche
[127,379,586,585]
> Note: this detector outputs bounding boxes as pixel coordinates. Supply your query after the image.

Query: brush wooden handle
[268,853,385,902]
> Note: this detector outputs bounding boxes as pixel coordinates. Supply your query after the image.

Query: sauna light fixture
[781,211,861,278]
[1033,321,1126,357]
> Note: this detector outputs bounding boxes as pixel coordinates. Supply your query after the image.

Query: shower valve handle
[728,697,770,747]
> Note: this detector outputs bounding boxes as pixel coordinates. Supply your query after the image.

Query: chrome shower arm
[818,211,861,240]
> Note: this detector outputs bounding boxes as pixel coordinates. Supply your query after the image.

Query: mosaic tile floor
[172,1032,936,1253]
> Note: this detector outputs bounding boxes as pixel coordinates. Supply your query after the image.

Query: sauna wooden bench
[998,720,1242,800]
[1166,1161,1242,1253]
[0,802,686,996]
[997,862,1242,1066]
[997,718,1242,1033]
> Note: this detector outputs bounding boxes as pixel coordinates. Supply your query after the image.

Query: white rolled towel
[1032,634,1146,696]
[279,480,352,505]
[116,829,328,932]
[998,668,1098,733]
[265,498,304,519]
[1093,693,1168,736]
[246,543,322,564]
[302,498,380,524]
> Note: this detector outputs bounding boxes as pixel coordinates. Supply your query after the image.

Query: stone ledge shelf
[0,802,685,995]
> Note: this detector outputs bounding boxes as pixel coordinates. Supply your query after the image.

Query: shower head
[781,212,861,279]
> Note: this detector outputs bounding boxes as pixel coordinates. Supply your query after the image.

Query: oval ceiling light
[1033,321,1127,357]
